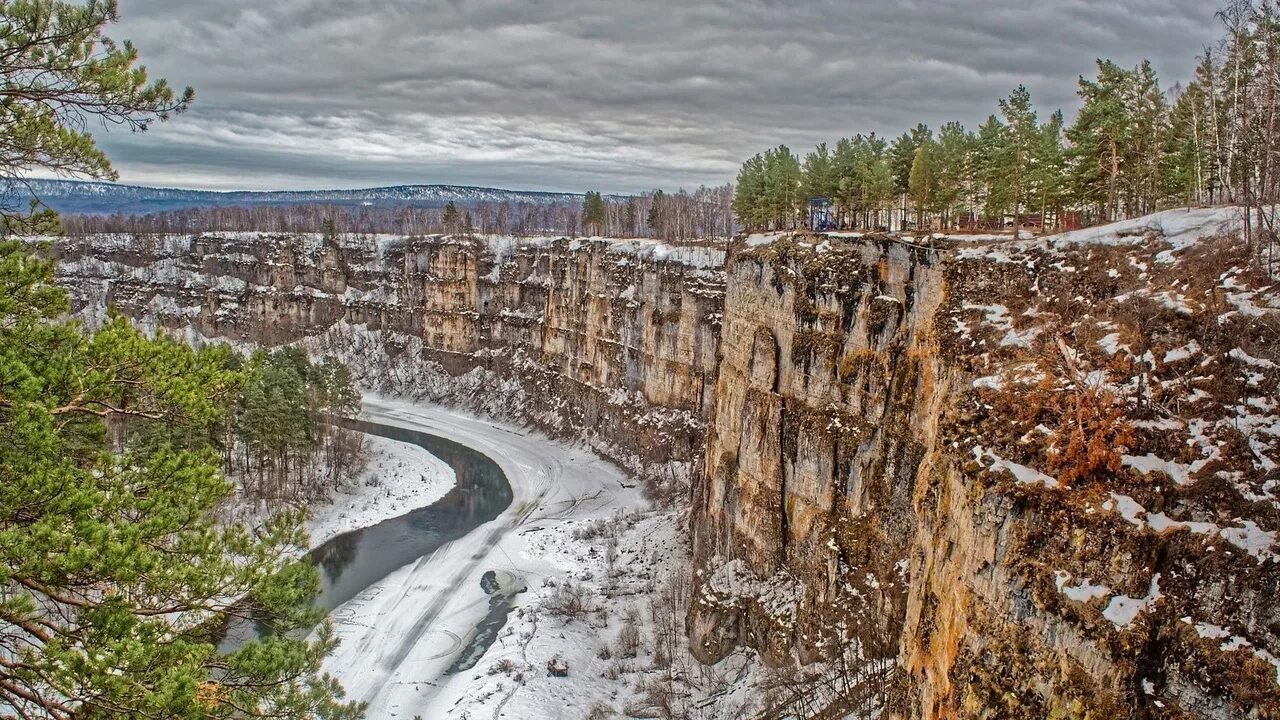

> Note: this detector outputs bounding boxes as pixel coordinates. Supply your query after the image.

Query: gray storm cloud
[100,0,1217,192]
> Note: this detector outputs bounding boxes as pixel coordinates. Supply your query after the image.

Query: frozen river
[323,399,643,717]
[311,418,513,612]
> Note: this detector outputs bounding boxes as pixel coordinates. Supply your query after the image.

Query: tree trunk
[1109,137,1120,221]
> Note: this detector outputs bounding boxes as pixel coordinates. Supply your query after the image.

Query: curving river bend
[221,418,515,651]
[312,419,514,611]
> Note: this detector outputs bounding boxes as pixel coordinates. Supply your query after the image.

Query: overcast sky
[97,0,1219,194]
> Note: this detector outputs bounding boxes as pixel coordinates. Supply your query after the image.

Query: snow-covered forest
[58,184,739,241]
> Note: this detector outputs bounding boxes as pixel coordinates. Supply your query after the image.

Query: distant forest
[60,184,737,241]
[61,3,1280,247]
[734,0,1280,248]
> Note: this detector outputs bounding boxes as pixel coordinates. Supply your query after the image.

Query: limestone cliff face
[688,236,945,674]
[689,226,1280,719]
[54,232,724,486]
[54,222,1280,718]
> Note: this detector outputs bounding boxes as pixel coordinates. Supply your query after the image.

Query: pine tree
[314,356,361,420]
[822,134,894,230]
[802,143,836,203]
[1165,76,1215,205]
[801,143,836,229]
[582,190,607,236]
[1118,60,1170,216]
[889,124,932,229]
[623,197,638,236]
[0,3,362,716]
[889,124,933,195]
[648,189,666,236]
[908,143,936,229]
[732,155,767,231]
[998,85,1038,232]
[0,0,192,231]
[832,137,859,227]
[1031,110,1067,230]
[976,114,1012,221]
[858,135,895,230]
[733,146,801,231]
[441,201,460,232]
[0,243,364,718]
[731,4,1280,236]
[934,121,975,228]
[1068,60,1137,221]
[763,145,802,230]
[239,349,315,497]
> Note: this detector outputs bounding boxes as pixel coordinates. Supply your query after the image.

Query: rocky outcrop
[688,236,943,675]
[688,220,1280,719]
[53,213,1280,718]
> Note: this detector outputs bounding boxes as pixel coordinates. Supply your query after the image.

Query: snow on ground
[975,445,1060,489]
[745,231,789,247]
[955,206,1247,264]
[950,206,1280,697]
[317,397,764,719]
[443,509,765,720]
[309,398,737,718]
[601,237,727,270]
[1102,574,1162,628]
[1045,206,1242,253]
[322,397,619,718]
[1053,570,1110,603]
[306,434,456,548]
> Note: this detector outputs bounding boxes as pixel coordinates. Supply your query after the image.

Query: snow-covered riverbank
[314,397,765,718]
[318,397,645,716]
[305,433,456,548]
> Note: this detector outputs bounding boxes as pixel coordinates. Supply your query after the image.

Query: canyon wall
[688,235,944,675]
[53,216,1280,718]
[54,232,724,491]
[685,218,1280,719]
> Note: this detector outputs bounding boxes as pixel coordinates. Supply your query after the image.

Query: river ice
[321,397,649,718]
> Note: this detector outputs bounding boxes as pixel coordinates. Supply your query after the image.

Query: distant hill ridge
[7,178,593,215]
